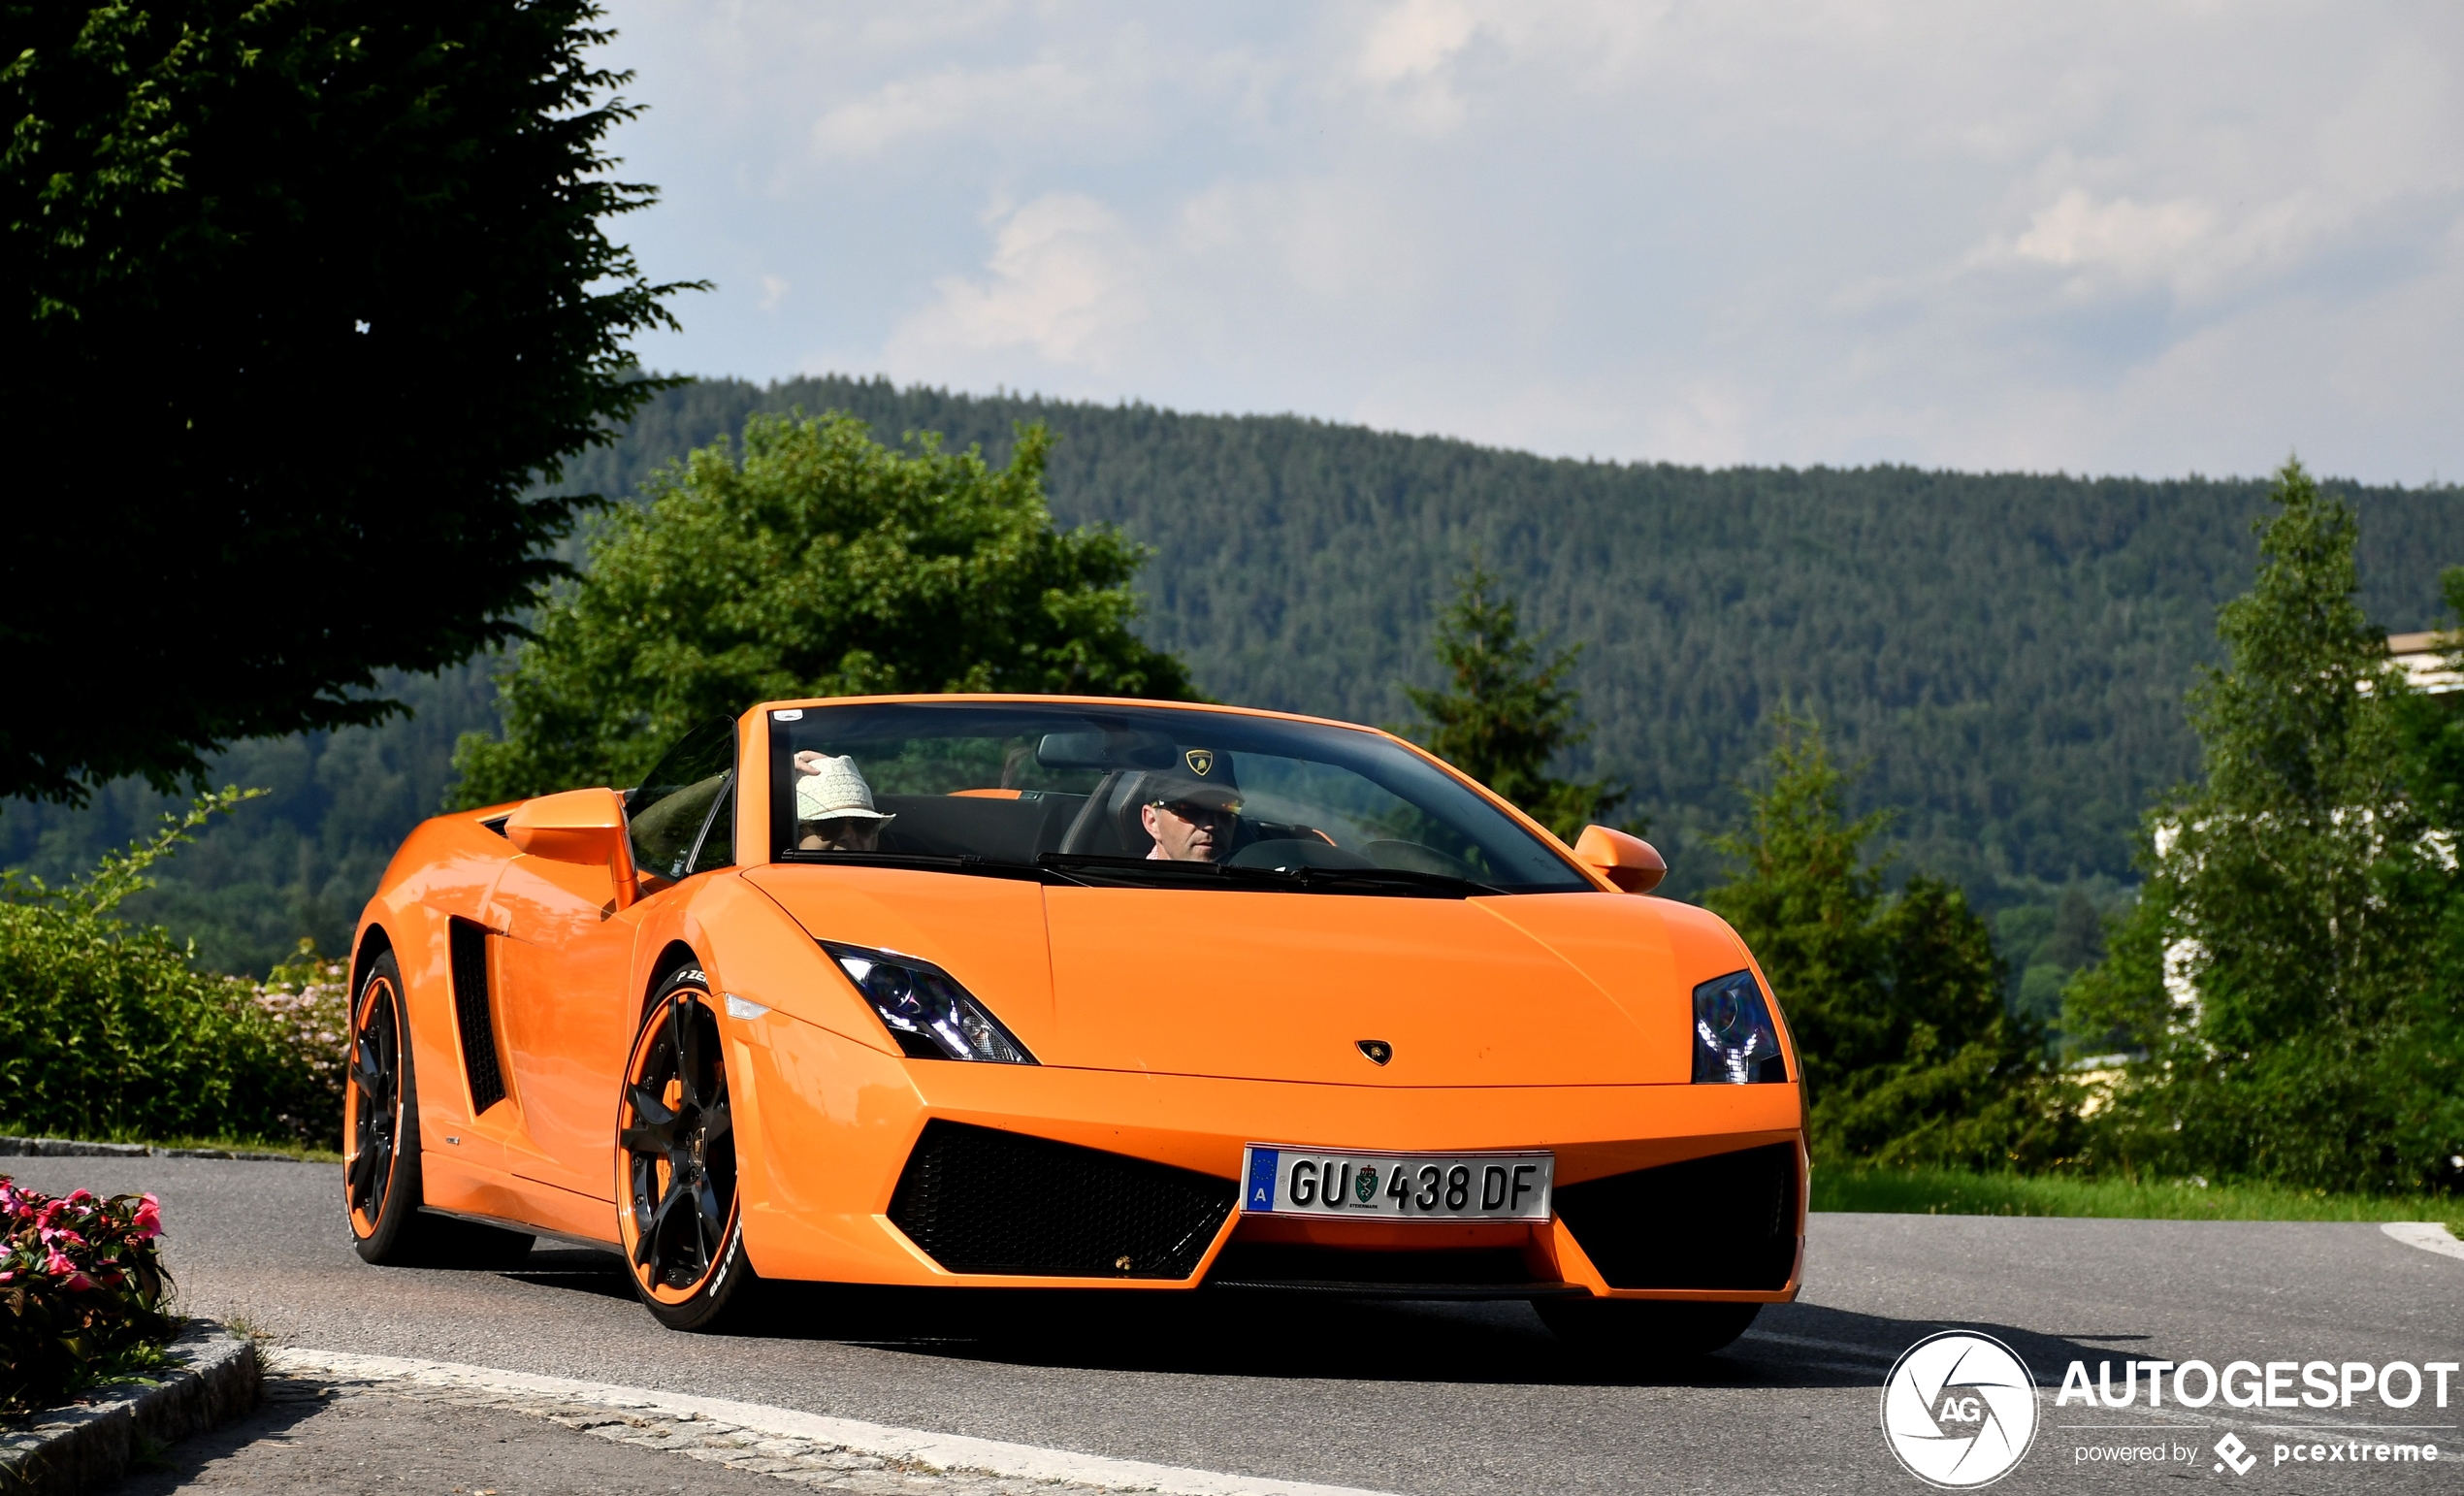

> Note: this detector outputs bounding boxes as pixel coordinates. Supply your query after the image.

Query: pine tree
[1706,713,2070,1168]
[1403,567,1628,841]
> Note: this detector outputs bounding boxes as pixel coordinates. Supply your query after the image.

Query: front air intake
[887,1122,1236,1279]
[1552,1142,1799,1290]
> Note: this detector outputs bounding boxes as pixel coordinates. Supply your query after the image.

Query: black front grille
[1553,1142,1798,1289]
[887,1122,1236,1279]
[447,918,505,1113]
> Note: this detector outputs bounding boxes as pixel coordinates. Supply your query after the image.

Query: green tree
[450,412,1196,805]
[2066,459,2458,1191]
[1705,713,2070,1168]
[1403,566,1627,840]
[1,0,692,805]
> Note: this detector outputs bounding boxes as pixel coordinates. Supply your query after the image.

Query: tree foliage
[564,377,2464,899]
[1704,713,2072,1168]
[1402,566,1626,840]
[0,0,692,804]
[2066,461,2461,1192]
[450,412,1197,805]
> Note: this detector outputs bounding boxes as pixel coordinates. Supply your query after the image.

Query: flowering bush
[0,793,344,1149]
[250,941,351,1142]
[0,1177,175,1417]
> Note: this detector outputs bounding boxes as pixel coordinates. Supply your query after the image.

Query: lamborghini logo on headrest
[1184,748,1215,777]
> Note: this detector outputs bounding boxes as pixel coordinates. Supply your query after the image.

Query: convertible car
[343,696,1805,1352]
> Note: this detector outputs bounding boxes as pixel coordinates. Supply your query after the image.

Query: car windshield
[766,700,1592,895]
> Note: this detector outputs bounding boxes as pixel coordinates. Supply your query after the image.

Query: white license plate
[1240,1145,1554,1221]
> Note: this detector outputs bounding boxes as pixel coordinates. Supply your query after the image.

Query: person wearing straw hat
[792,752,896,853]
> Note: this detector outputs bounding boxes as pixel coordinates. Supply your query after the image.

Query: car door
[489,720,737,1201]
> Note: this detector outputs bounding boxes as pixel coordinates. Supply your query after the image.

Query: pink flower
[131,1198,162,1240]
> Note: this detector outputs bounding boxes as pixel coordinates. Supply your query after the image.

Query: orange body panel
[351,695,1807,1301]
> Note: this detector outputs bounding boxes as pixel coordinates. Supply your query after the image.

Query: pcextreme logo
[1882,1331,2041,1487]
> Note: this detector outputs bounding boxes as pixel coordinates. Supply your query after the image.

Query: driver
[1140,750,1241,862]
[794,752,896,852]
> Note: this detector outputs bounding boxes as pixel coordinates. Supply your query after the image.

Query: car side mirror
[506,787,640,907]
[1573,825,1666,894]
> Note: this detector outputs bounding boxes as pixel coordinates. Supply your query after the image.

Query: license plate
[1240,1145,1554,1221]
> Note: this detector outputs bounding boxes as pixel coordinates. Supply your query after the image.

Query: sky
[594,1,2464,485]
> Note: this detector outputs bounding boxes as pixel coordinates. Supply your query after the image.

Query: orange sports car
[343,696,1804,1352]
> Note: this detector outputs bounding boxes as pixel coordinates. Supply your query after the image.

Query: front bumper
[726,1007,1805,1301]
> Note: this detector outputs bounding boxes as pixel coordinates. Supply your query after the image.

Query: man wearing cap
[1140,748,1242,862]
[793,752,896,853]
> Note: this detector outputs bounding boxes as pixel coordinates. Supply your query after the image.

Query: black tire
[616,966,758,1331]
[345,948,534,1268]
[1536,1297,1763,1359]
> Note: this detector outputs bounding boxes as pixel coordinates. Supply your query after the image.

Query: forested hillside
[7,374,2459,975]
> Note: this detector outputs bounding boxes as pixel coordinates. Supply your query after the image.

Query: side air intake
[1552,1142,1799,1290]
[888,1122,1235,1279]
[447,918,506,1114]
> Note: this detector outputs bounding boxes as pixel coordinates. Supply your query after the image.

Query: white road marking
[2383,1221,2464,1263]
[268,1347,1397,1496]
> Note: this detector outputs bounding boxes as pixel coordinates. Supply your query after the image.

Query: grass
[1815,1166,2463,1232]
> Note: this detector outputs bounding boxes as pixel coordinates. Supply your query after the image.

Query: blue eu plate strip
[1246,1148,1279,1212]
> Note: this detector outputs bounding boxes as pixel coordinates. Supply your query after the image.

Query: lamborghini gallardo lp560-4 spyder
[342,696,1804,1353]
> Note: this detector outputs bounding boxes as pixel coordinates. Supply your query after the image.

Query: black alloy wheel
[345,950,435,1263]
[618,967,756,1329]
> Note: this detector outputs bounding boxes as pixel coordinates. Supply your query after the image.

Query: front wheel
[1536,1297,1762,1360]
[615,968,757,1331]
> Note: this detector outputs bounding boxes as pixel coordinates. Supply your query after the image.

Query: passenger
[794,753,895,853]
[1140,750,1241,862]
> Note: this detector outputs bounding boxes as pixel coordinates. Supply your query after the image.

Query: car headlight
[1693,969,1786,1084]
[821,941,1036,1064]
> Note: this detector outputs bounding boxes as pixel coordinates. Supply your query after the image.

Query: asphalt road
[12,1155,2461,1495]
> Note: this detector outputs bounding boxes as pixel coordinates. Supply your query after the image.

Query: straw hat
[794,755,895,823]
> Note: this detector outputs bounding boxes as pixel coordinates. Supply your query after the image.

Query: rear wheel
[344,952,423,1262]
[1536,1297,1762,1360]
[616,967,756,1331]
[345,949,534,1268]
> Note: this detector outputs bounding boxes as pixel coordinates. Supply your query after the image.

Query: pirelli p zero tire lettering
[617,965,757,1331]
[1535,1296,1763,1359]
[345,950,422,1261]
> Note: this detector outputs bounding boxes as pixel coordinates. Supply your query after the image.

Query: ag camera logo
[1882,1331,2041,1487]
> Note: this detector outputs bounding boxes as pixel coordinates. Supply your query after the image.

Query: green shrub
[0,1177,176,1417]
[0,794,338,1148]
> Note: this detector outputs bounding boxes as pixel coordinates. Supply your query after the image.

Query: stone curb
[270,1348,1392,1496]
[0,1321,261,1495]
[0,1136,306,1163]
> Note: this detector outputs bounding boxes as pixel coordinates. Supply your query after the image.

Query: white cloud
[598,0,2464,483]
[888,194,1151,374]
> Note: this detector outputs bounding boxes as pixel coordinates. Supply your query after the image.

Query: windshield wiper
[1034,854,1497,898]
[779,851,1085,885]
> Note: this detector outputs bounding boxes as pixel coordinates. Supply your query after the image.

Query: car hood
[746,865,1722,1086]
